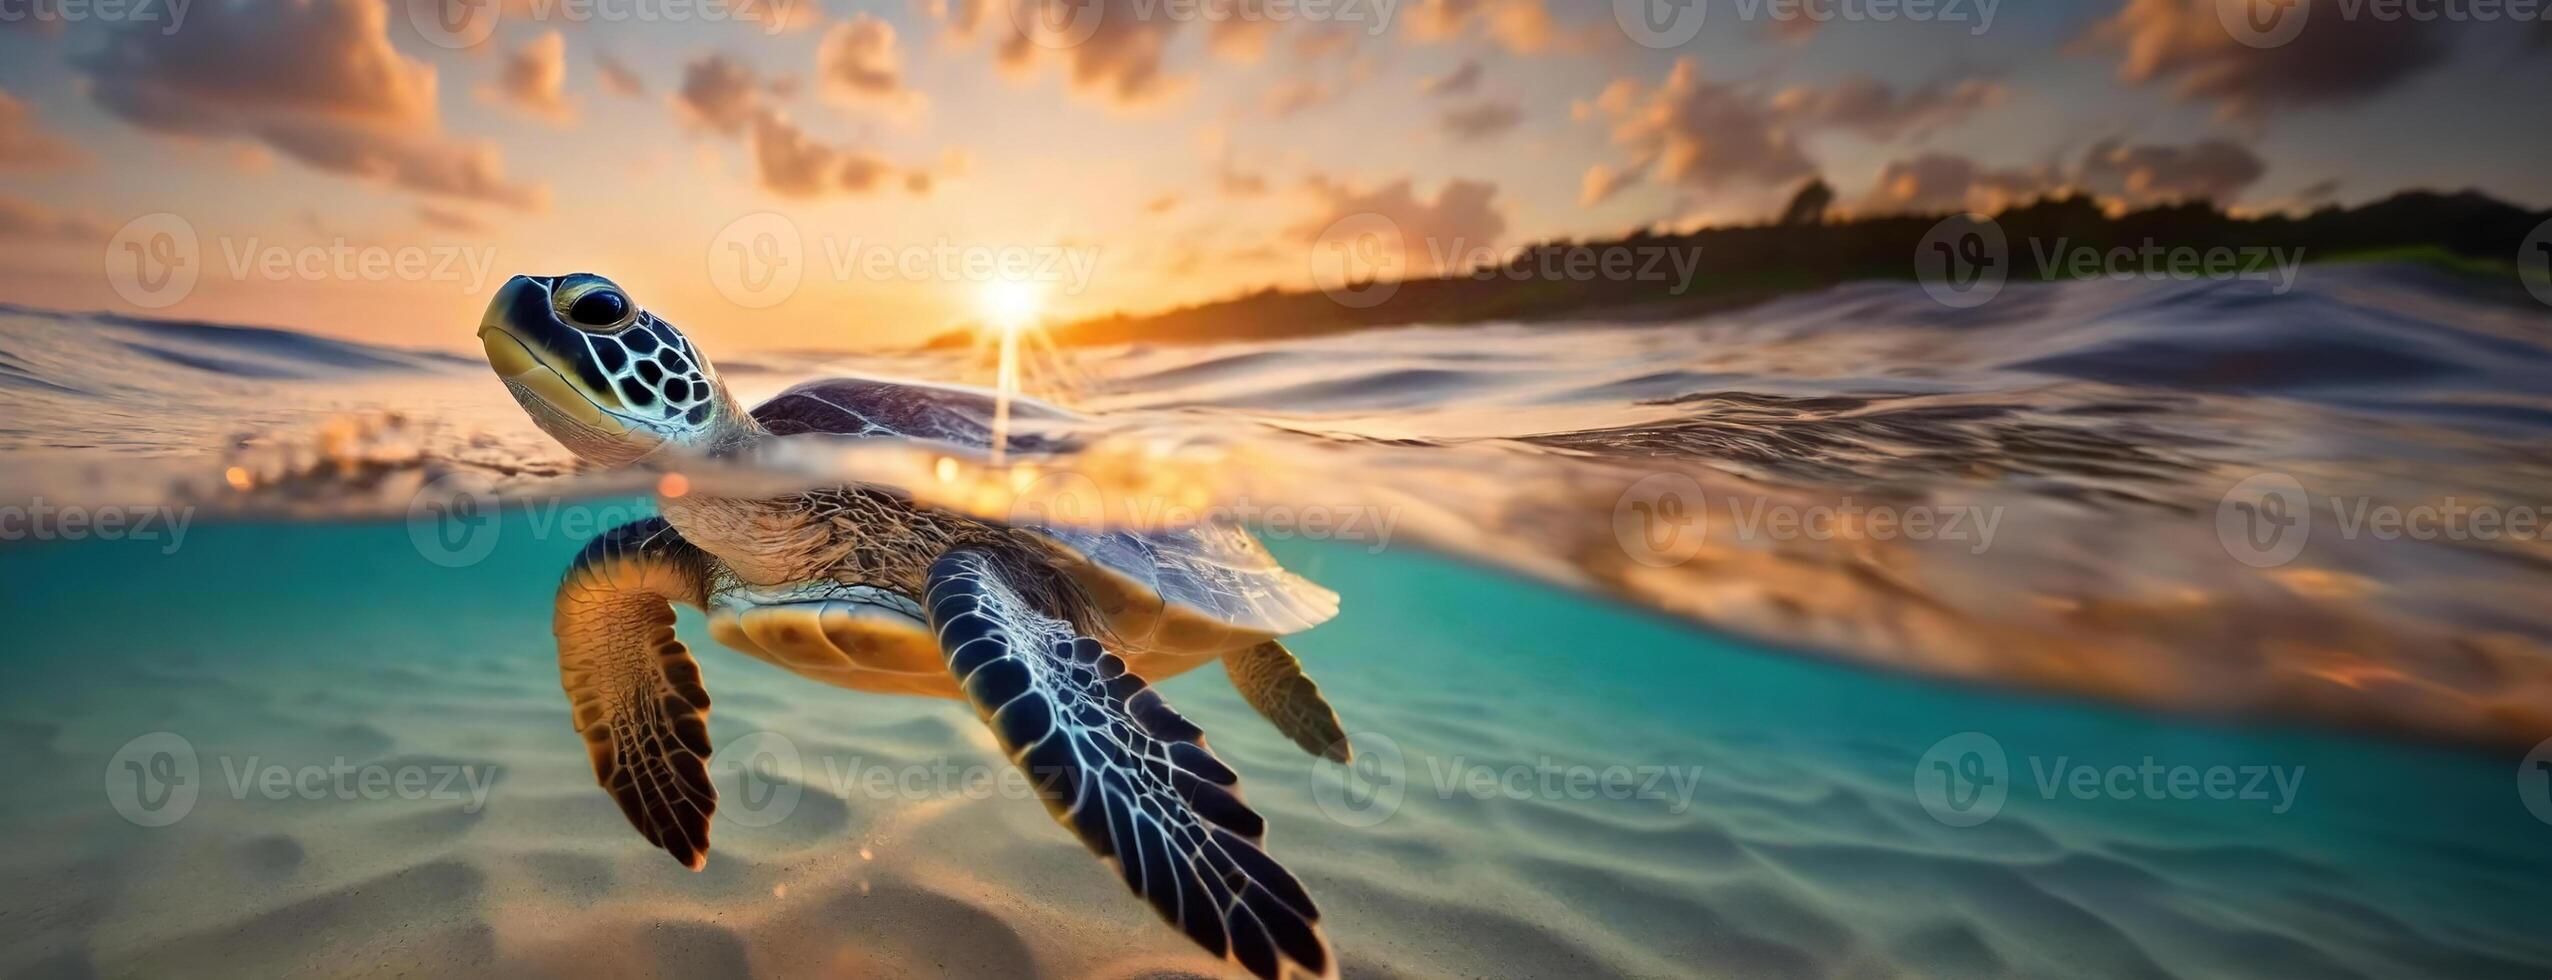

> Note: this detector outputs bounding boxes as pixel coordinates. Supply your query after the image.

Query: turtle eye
[566,288,630,328]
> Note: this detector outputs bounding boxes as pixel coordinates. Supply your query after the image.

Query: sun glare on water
[977,279,1047,465]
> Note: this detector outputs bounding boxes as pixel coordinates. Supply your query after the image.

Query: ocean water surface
[2,265,2549,977]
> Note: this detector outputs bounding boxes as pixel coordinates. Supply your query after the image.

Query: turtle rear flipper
[925,549,1335,980]
[1224,641,1352,763]
[556,518,719,870]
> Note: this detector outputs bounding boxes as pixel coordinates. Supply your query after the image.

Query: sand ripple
[3,536,2547,979]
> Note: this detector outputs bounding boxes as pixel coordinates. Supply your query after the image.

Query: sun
[978,279,1046,336]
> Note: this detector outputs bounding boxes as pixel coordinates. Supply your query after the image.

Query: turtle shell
[750,378,1340,645]
[752,376,1076,450]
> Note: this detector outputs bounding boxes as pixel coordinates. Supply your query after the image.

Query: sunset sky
[1,0,2547,350]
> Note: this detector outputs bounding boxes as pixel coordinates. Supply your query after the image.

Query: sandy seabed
[2,527,2548,979]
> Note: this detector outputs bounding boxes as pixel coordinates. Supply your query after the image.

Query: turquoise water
[7,267,2552,975]
[9,271,2552,749]
[3,508,2547,977]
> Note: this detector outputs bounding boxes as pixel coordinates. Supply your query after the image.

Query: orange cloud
[1587,59,1817,194]
[2079,137,2266,204]
[675,55,764,135]
[77,0,544,209]
[1771,75,2006,141]
[1854,138,2267,215]
[934,0,1187,106]
[1406,0,1591,54]
[1856,153,2064,214]
[819,14,926,114]
[482,30,576,123]
[749,110,903,197]
[1583,63,2011,211]
[676,53,945,199]
[2084,0,2452,122]
[1295,175,1509,275]
[1579,161,1647,206]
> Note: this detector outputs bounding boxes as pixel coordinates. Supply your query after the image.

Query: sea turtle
[475,273,1350,980]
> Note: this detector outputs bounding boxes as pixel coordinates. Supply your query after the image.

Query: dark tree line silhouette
[999,190,2547,348]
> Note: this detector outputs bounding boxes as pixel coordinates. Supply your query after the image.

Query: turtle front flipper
[924,549,1335,980]
[556,518,719,870]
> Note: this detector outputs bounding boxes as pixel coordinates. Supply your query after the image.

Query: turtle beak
[478,275,552,375]
[478,275,625,434]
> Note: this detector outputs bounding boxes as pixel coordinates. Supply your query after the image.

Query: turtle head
[477,273,753,466]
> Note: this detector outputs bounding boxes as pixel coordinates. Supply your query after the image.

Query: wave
[4,263,2550,748]
[0,304,466,395]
